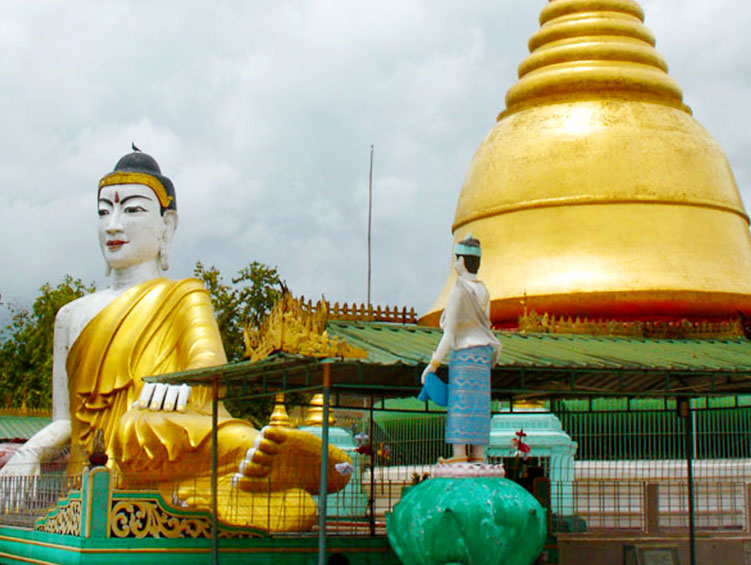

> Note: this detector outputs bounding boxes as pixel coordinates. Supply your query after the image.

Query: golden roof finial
[268,393,291,427]
[304,393,336,427]
[244,292,367,362]
[502,0,685,117]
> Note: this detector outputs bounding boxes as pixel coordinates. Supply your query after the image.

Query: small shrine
[488,407,577,517]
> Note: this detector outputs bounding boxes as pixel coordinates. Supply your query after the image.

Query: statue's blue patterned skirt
[446,345,492,445]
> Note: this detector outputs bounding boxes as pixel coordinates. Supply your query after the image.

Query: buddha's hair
[105,151,177,215]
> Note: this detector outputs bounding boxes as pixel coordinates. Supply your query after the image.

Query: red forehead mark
[114,191,120,204]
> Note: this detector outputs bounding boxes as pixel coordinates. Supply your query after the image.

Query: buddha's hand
[0,419,69,479]
[0,419,70,508]
[134,383,191,412]
[0,449,41,510]
[0,447,41,478]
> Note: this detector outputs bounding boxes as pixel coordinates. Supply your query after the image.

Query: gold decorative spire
[503,0,685,116]
[244,292,367,362]
[304,394,336,427]
[268,393,291,427]
[422,0,751,327]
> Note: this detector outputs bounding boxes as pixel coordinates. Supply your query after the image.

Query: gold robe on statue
[66,277,248,480]
[65,278,349,531]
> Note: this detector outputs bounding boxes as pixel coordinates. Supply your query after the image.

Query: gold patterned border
[111,500,209,539]
[110,497,260,539]
[36,499,81,536]
[518,308,744,339]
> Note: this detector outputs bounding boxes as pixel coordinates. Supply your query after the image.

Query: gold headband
[98,172,173,209]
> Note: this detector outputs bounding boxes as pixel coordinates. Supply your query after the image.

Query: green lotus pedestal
[386,477,546,565]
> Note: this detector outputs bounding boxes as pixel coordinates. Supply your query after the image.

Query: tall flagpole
[367,144,374,305]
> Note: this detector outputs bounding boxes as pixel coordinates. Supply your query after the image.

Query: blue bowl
[417,372,448,407]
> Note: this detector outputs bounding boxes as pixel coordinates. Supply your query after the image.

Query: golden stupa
[422,0,751,327]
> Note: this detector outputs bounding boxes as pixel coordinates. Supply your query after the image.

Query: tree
[193,261,283,362]
[0,276,95,410]
[194,261,284,427]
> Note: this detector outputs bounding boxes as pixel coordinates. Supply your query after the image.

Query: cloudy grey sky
[1,0,749,323]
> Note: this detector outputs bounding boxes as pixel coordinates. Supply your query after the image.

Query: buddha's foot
[232,426,351,494]
[174,477,317,532]
[219,487,317,532]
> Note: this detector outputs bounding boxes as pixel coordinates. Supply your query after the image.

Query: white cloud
[1,0,750,326]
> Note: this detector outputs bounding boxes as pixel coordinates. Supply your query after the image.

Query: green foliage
[193,261,284,427]
[0,276,95,410]
[193,261,283,363]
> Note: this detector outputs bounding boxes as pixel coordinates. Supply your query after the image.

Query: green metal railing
[555,398,751,462]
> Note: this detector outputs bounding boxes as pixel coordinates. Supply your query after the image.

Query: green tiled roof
[0,415,50,441]
[327,321,751,372]
[149,322,751,398]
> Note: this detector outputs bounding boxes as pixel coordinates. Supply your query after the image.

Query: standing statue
[391,236,544,565]
[0,150,350,531]
[421,235,501,465]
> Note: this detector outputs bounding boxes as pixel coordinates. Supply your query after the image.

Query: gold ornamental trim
[0,407,51,417]
[111,499,210,539]
[518,308,744,339]
[99,172,173,209]
[110,497,259,539]
[244,293,367,362]
[36,499,82,536]
[327,300,417,324]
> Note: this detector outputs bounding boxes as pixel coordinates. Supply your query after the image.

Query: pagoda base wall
[558,533,751,565]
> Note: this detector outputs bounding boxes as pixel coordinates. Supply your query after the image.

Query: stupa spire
[504,0,684,115]
[422,0,751,328]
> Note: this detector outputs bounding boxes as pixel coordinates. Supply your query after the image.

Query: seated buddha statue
[0,149,350,531]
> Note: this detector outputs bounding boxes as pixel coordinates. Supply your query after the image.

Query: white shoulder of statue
[57,291,99,319]
[56,289,123,350]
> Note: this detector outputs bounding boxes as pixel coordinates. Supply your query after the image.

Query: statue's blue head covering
[454,233,481,257]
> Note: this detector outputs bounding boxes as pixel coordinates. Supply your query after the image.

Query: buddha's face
[98,183,175,271]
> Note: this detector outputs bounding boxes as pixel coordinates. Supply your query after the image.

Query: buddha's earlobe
[159,245,169,271]
[159,210,178,271]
